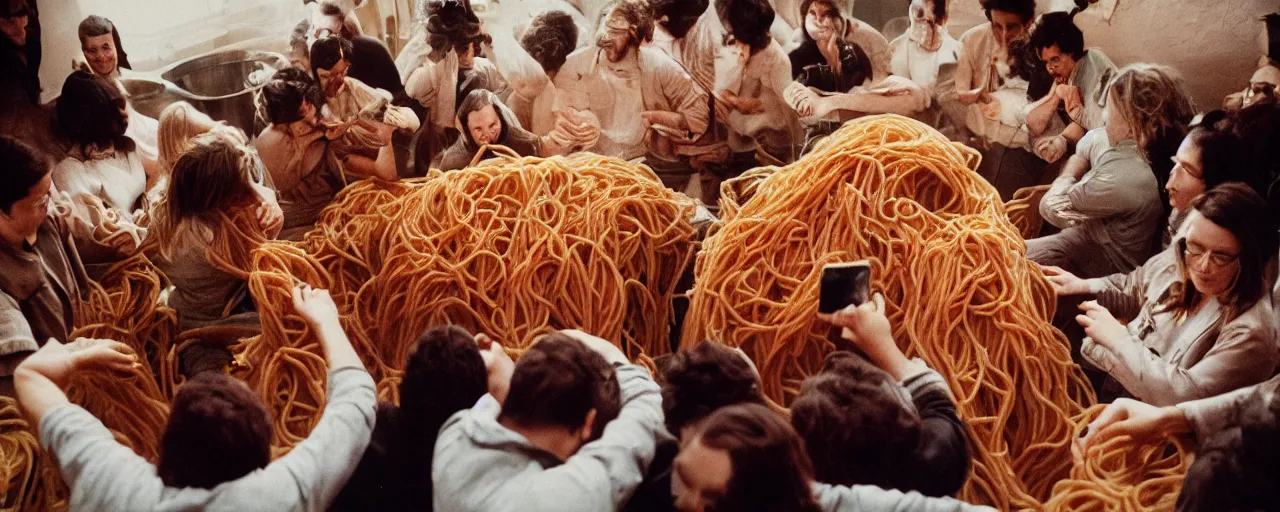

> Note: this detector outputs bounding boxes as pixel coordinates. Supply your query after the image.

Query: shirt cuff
[900,365,948,397]
[1086,278,1108,295]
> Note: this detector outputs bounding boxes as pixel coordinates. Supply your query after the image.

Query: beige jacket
[554,46,711,158]
[1084,248,1280,406]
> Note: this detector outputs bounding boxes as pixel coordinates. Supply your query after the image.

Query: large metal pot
[120,49,289,136]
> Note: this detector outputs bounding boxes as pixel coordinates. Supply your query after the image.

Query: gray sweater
[813,482,995,512]
[432,364,664,512]
[1040,129,1162,274]
[39,367,376,511]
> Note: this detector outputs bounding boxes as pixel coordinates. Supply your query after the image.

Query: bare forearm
[1061,123,1086,145]
[314,318,363,372]
[14,367,70,426]
[1025,95,1060,135]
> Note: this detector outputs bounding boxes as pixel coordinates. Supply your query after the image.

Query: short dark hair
[1168,183,1279,319]
[521,11,578,74]
[716,0,774,53]
[651,0,708,39]
[398,326,489,439]
[499,333,620,436]
[398,326,490,490]
[1186,110,1241,191]
[1229,101,1280,216]
[980,0,1035,23]
[656,342,764,437]
[0,136,49,214]
[1028,11,1084,60]
[790,352,922,489]
[56,70,135,153]
[425,0,487,55]
[309,35,353,78]
[693,404,821,512]
[158,372,271,489]
[261,67,324,124]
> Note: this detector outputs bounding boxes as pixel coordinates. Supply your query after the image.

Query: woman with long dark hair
[331,325,494,510]
[51,70,160,263]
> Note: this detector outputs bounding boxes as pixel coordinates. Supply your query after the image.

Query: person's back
[23,286,376,511]
[1080,130,1163,271]
[149,132,281,332]
[432,331,659,512]
[331,325,490,511]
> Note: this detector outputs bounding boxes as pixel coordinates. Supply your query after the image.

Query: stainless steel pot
[120,49,289,136]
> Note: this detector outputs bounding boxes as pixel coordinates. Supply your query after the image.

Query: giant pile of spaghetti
[238,150,698,448]
[0,117,1199,510]
[684,114,1099,509]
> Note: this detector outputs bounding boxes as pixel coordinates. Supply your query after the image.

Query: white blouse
[52,150,147,212]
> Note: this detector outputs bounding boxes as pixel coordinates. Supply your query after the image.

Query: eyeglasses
[1180,239,1238,270]
[1043,54,1069,69]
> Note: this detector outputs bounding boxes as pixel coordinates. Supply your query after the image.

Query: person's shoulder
[959,23,992,45]
[1230,292,1279,331]
[1082,48,1116,69]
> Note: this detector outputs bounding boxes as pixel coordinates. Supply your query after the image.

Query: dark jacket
[901,369,972,497]
[349,35,404,99]
[438,92,541,171]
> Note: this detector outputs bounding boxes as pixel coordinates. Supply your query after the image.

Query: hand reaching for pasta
[1076,301,1130,350]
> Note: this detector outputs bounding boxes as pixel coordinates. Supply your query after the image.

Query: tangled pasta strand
[1044,405,1194,511]
[682,114,1096,509]
[237,150,699,451]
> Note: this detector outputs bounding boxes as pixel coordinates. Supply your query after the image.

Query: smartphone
[818,261,872,314]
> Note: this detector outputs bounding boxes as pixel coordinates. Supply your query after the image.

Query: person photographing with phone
[801,264,973,497]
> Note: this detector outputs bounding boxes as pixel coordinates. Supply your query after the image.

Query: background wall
[39,0,1276,109]
[854,0,1273,110]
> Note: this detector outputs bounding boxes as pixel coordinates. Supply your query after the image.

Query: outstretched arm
[15,338,137,426]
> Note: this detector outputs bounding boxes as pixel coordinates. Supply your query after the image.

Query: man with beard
[553,0,708,192]
[405,0,510,170]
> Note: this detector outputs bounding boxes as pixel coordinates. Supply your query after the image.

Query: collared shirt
[1082,248,1280,406]
[0,215,86,378]
[1065,49,1116,131]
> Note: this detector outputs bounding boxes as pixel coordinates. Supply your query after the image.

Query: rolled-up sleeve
[0,293,37,360]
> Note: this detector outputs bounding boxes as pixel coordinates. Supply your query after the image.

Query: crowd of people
[1,0,1280,509]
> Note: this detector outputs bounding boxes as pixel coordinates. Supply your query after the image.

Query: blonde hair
[150,130,264,260]
[1106,63,1197,161]
[157,102,243,173]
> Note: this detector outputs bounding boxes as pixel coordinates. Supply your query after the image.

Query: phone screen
[818,262,872,314]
